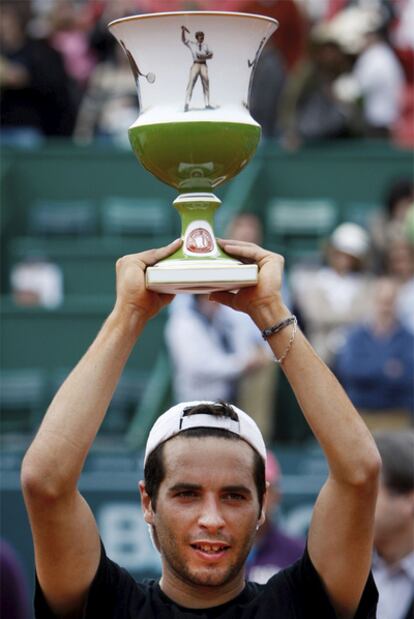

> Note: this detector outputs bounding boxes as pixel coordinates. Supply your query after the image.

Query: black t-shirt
[35,543,378,618]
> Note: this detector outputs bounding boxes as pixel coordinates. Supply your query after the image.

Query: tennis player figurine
[181,25,213,112]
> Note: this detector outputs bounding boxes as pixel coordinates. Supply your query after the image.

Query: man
[165,293,269,404]
[373,431,414,619]
[181,26,213,112]
[21,238,380,618]
[334,276,414,430]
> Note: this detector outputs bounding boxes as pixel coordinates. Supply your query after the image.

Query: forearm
[251,298,380,485]
[22,306,146,494]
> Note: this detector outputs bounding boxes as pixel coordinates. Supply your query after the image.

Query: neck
[159,569,245,609]
[376,528,414,565]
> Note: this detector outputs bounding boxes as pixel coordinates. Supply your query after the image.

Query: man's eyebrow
[168,483,201,493]
[167,483,253,496]
[221,485,253,496]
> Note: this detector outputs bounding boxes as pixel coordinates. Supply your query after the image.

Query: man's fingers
[120,238,182,269]
[218,240,270,263]
[209,291,237,309]
[160,293,176,304]
[218,239,283,265]
[145,238,182,265]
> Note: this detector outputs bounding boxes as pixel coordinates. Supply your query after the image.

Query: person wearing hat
[21,238,380,618]
[291,222,375,365]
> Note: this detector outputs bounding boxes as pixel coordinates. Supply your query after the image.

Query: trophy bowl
[109,11,278,293]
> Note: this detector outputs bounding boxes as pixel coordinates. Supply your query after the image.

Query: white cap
[330,223,370,259]
[144,401,267,465]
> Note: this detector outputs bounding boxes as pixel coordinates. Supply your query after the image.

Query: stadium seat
[265,198,339,264]
[0,368,48,432]
[28,199,97,236]
[101,197,174,236]
[343,201,381,229]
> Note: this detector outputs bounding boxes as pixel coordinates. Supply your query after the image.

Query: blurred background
[1,0,413,616]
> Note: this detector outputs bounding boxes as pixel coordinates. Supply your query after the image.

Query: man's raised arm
[20,240,180,618]
[211,240,381,619]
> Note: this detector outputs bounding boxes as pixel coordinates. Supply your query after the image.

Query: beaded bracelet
[261,315,298,365]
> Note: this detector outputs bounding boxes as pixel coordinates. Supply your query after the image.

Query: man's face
[141,436,264,591]
[374,482,414,545]
[196,33,204,43]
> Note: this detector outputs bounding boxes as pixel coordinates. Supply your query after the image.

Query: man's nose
[197,496,225,531]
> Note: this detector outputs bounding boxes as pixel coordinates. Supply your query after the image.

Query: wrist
[110,302,147,338]
[250,297,291,331]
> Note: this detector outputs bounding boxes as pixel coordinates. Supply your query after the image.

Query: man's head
[195,31,204,43]
[374,431,414,560]
[328,223,370,274]
[140,402,267,589]
[371,276,399,330]
[225,213,263,245]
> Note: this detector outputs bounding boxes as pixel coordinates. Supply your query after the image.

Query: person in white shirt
[373,431,414,619]
[165,294,269,404]
[353,28,405,136]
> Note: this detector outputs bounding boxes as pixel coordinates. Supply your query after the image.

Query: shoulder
[35,542,155,619]
[253,547,378,619]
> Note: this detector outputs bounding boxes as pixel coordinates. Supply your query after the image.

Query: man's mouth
[190,542,230,555]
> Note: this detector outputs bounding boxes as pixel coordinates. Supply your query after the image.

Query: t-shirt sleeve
[279,545,378,618]
[34,541,144,619]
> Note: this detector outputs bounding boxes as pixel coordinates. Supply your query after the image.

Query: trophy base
[146,260,258,294]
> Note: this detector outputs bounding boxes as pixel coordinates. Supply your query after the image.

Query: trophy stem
[174,192,226,259]
[145,191,258,294]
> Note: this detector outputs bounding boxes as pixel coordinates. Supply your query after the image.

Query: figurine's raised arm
[181,25,190,45]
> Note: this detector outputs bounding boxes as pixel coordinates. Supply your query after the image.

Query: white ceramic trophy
[109,11,278,293]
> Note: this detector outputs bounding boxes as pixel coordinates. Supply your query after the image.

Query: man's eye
[224,493,245,501]
[176,491,197,498]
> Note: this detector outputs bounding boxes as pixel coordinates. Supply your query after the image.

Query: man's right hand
[114,238,182,322]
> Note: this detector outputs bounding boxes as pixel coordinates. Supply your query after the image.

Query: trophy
[109,11,277,293]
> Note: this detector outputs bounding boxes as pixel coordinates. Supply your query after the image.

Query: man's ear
[139,480,155,525]
[258,482,269,527]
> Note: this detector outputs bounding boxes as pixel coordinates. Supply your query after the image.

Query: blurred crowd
[164,178,414,443]
[0,0,413,147]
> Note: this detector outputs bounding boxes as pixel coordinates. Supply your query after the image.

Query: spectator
[10,256,63,308]
[373,431,414,619]
[370,178,414,265]
[246,451,305,583]
[165,293,270,404]
[385,235,414,335]
[225,212,292,307]
[73,33,139,144]
[243,0,308,72]
[352,23,405,137]
[47,0,96,106]
[0,2,75,142]
[279,34,352,149]
[290,222,374,365]
[225,212,291,439]
[334,276,414,430]
[249,44,286,139]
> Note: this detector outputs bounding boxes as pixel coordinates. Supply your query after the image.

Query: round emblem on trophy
[186,227,214,253]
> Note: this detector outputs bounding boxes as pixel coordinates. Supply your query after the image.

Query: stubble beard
[160,530,255,589]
